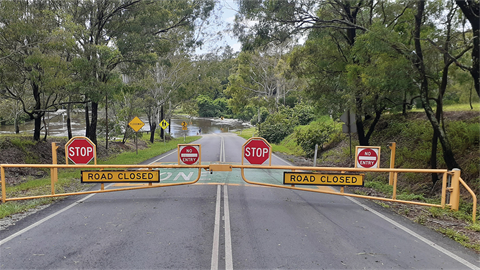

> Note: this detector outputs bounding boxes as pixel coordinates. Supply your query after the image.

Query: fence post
[1,166,6,203]
[388,142,396,185]
[449,168,461,211]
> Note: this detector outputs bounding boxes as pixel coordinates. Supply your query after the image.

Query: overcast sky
[195,0,241,55]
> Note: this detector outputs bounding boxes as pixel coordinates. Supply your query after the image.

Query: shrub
[294,117,338,157]
[258,106,298,143]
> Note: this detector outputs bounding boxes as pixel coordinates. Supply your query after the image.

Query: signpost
[355,146,381,168]
[159,119,169,144]
[65,137,96,165]
[129,117,145,154]
[181,121,188,141]
[243,138,271,165]
[178,144,201,165]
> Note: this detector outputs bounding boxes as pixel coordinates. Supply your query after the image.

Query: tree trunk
[414,0,460,171]
[85,102,90,137]
[105,93,108,149]
[67,101,72,139]
[87,101,98,145]
[456,0,479,98]
[150,123,156,143]
[33,116,42,141]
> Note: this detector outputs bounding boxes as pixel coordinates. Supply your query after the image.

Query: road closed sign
[65,136,96,165]
[355,146,380,168]
[178,144,201,165]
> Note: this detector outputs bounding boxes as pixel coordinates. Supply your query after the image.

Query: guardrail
[1,162,476,223]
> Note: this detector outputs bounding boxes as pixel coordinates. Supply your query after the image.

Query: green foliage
[196,95,231,118]
[196,95,217,117]
[258,106,298,144]
[294,116,340,157]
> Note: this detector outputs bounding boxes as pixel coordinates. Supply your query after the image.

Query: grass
[436,227,480,252]
[235,127,256,140]
[410,103,480,112]
[0,136,201,219]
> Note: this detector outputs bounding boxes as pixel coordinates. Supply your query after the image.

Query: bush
[258,106,298,144]
[293,103,316,125]
[294,117,339,157]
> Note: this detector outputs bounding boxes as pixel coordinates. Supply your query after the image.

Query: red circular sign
[180,146,199,165]
[67,138,95,164]
[357,148,378,168]
[244,139,271,164]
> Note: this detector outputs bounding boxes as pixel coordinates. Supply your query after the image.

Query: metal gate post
[449,168,461,211]
[1,166,5,203]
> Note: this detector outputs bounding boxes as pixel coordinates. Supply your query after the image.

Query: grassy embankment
[0,134,200,219]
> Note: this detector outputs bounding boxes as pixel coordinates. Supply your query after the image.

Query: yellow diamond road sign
[159,119,169,130]
[128,116,144,132]
[181,121,188,127]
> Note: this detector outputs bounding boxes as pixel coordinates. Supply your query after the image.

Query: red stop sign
[357,148,378,168]
[180,145,199,165]
[66,138,96,164]
[244,139,271,164]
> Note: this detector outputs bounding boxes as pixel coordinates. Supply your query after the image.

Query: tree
[412,0,460,171]
[455,0,479,98]
[0,0,73,141]
[66,0,215,145]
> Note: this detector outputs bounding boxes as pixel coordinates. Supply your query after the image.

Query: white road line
[0,149,178,247]
[152,149,178,163]
[345,196,480,270]
[211,185,221,270]
[224,185,233,270]
[219,136,226,163]
[0,185,113,246]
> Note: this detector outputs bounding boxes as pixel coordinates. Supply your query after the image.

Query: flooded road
[0,110,251,137]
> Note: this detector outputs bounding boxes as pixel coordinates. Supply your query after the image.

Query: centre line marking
[224,185,233,270]
[211,185,221,270]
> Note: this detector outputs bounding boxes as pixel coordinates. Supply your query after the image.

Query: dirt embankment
[0,137,147,186]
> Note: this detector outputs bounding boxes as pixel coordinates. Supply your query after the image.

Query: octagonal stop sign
[243,138,271,165]
[65,137,96,165]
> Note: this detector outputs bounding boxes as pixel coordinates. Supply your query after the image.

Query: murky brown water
[0,110,250,137]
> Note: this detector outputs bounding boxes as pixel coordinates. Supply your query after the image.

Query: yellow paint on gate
[284,172,364,186]
[81,170,160,183]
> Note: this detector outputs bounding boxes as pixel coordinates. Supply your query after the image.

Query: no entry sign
[356,147,380,168]
[178,144,200,165]
[65,137,96,165]
[243,138,271,165]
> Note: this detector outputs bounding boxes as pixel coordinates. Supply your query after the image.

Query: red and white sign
[179,145,199,165]
[243,138,271,165]
[66,137,96,165]
[356,147,380,168]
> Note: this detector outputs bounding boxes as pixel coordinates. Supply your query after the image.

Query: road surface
[1,133,479,269]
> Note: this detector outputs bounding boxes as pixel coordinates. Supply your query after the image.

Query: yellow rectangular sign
[81,170,160,183]
[284,172,364,186]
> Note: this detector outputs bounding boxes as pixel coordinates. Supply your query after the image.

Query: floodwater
[0,109,251,138]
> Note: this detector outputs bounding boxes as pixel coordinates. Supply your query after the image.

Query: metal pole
[388,142,396,185]
[135,132,138,155]
[313,144,318,167]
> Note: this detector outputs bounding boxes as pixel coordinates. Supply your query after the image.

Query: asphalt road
[1,133,479,269]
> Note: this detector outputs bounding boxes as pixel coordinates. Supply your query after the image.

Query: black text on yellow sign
[81,170,160,183]
[283,172,364,187]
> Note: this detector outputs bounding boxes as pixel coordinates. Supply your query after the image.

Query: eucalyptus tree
[145,53,193,143]
[234,0,397,146]
[455,0,479,98]
[0,0,74,141]
[226,50,300,121]
[64,0,215,145]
